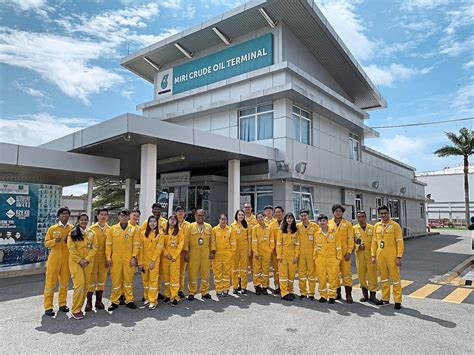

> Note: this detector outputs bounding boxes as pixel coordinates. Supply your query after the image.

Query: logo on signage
[157,69,173,97]
[161,74,169,89]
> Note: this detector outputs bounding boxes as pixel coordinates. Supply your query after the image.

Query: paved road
[1,232,472,353]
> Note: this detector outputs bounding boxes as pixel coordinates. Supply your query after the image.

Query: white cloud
[444,3,474,35]
[464,60,474,69]
[401,0,449,11]
[363,63,432,87]
[439,35,474,57]
[0,0,53,20]
[13,81,46,98]
[451,83,474,114]
[0,113,98,146]
[316,0,375,62]
[63,183,88,196]
[370,134,426,165]
[121,90,134,99]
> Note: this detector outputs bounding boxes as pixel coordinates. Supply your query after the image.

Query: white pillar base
[139,144,157,216]
[228,159,240,218]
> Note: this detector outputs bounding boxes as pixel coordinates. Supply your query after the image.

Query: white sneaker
[143,300,150,305]
[148,303,157,310]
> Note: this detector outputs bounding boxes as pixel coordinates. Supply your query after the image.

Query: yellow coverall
[143,216,168,295]
[43,223,73,310]
[354,223,378,292]
[178,219,191,294]
[87,223,110,292]
[106,223,140,304]
[67,230,98,313]
[231,221,250,290]
[276,230,300,297]
[139,229,164,304]
[252,223,274,288]
[269,220,282,288]
[186,222,213,296]
[211,225,236,293]
[162,228,185,301]
[314,227,342,299]
[329,218,354,287]
[372,219,404,303]
[297,221,319,297]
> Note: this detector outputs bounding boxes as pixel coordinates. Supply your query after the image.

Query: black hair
[219,213,228,220]
[118,209,130,216]
[378,205,390,213]
[274,206,284,213]
[57,207,71,218]
[145,215,159,238]
[263,205,273,211]
[356,210,367,217]
[165,214,180,236]
[96,208,109,215]
[152,203,162,210]
[332,204,345,213]
[299,208,310,215]
[70,213,89,241]
[281,213,297,234]
[317,214,329,221]
[235,209,248,229]
[175,206,185,212]
[131,208,141,215]
[256,211,265,219]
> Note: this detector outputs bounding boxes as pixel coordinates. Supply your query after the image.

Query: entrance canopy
[40,113,276,180]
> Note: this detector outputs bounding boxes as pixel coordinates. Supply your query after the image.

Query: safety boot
[261,288,268,295]
[336,287,342,300]
[85,292,93,312]
[360,287,369,302]
[255,286,261,295]
[344,286,353,303]
[369,291,383,305]
[95,291,105,309]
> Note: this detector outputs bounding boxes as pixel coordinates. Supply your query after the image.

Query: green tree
[92,178,126,212]
[434,128,474,225]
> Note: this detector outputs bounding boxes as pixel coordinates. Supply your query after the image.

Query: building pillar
[86,177,93,225]
[125,178,136,210]
[228,159,240,218]
[139,144,157,216]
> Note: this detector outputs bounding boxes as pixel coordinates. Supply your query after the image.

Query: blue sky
[0,0,472,195]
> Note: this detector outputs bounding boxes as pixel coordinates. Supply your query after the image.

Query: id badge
[125,234,129,240]
[308,235,314,241]
[380,241,385,249]
[263,235,268,241]
[198,238,204,245]
[237,228,241,235]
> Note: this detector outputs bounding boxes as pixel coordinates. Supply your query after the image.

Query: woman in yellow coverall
[211,214,236,297]
[162,214,185,306]
[67,213,98,320]
[231,209,250,294]
[314,214,341,304]
[276,213,300,301]
[139,216,164,310]
[252,212,274,295]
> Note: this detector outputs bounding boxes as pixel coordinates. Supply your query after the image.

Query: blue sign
[173,33,273,94]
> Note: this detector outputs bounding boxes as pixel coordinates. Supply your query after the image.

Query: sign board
[156,68,173,97]
[160,171,191,187]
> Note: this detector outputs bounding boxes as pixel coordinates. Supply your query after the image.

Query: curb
[430,256,473,285]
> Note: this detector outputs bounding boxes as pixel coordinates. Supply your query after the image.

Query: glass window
[293,184,314,220]
[241,184,273,212]
[420,203,425,219]
[355,194,362,212]
[349,132,361,161]
[239,103,273,141]
[292,105,311,145]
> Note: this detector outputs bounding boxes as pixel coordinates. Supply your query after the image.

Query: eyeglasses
[380,212,389,215]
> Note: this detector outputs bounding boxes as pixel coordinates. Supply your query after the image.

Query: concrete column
[86,177,93,225]
[139,144,157,216]
[125,178,136,209]
[228,159,240,218]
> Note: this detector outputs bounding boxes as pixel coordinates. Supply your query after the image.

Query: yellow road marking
[443,288,473,304]
[408,284,442,299]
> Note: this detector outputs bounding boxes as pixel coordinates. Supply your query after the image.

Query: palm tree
[434,128,474,225]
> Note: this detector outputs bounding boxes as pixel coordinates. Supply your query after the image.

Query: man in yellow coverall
[297,209,319,300]
[269,206,285,294]
[175,206,190,299]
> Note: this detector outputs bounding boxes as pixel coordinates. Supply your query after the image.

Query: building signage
[157,33,273,96]
[160,171,191,187]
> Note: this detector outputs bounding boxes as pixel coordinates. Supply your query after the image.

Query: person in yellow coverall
[329,204,354,303]
[372,205,405,310]
[244,203,258,275]
[354,211,381,305]
[162,215,185,306]
[184,209,213,300]
[263,205,276,225]
[314,214,341,304]
[211,214,236,297]
[106,209,140,311]
[252,212,274,295]
[67,213,98,320]
[43,207,73,317]
[85,208,110,312]
[139,215,164,310]
[175,206,190,299]
[297,209,319,300]
[231,209,251,294]
[269,206,284,294]
[276,213,300,301]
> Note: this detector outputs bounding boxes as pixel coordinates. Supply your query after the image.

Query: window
[388,199,400,220]
[293,185,314,220]
[420,203,425,219]
[240,184,273,212]
[375,197,383,219]
[239,103,273,141]
[349,132,360,161]
[353,193,362,219]
[292,105,311,145]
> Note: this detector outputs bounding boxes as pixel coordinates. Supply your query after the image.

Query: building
[0,0,427,247]
[417,165,474,225]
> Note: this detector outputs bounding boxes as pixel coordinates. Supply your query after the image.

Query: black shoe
[163,297,170,303]
[202,293,212,299]
[233,289,239,294]
[178,291,185,299]
[394,303,402,310]
[381,300,390,305]
[158,293,165,300]
[261,288,269,295]
[289,293,295,300]
[44,309,55,317]
[255,286,261,296]
[126,302,137,309]
[309,296,315,301]
[318,297,327,303]
[300,295,306,300]
[274,287,281,294]
[223,291,229,297]
[172,299,178,307]
[108,303,119,311]
[336,287,342,300]
[58,306,69,312]
[188,295,195,301]
[282,294,293,301]
[141,297,146,303]
[241,289,247,294]
[216,292,222,297]
[119,295,126,305]
[328,298,336,304]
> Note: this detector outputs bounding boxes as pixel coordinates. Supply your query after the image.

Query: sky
[0,0,473,195]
